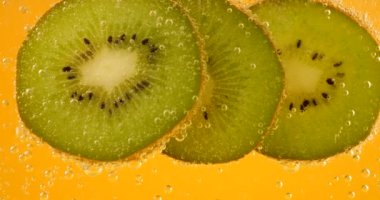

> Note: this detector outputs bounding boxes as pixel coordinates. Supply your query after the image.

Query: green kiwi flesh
[16,0,201,161]
[163,0,284,164]
[251,0,380,160]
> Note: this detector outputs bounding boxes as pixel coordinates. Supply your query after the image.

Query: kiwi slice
[250,0,380,160]
[163,0,284,163]
[16,0,202,161]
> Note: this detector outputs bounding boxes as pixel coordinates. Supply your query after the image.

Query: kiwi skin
[16,0,204,161]
[249,0,380,161]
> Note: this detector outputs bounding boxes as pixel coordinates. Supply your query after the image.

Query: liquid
[1,0,380,199]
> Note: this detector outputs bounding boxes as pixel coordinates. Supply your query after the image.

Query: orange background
[1,0,380,199]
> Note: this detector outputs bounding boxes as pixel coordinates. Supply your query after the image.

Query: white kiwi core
[284,59,323,95]
[79,48,138,92]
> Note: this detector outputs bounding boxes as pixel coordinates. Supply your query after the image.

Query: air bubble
[25,164,34,172]
[18,150,32,161]
[154,117,162,124]
[276,180,284,188]
[245,31,251,37]
[339,82,346,88]
[82,164,104,176]
[263,21,270,27]
[192,95,198,101]
[39,191,49,200]
[177,42,184,48]
[234,47,241,54]
[1,99,9,106]
[285,192,293,199]
[1,57,10,65]
[221,104,228,111]
[9,145,19,154]
[361,168,371,177]
[366,81,372,88]
[226,8,233,13]
[344,175,352,182]
[18,5,30,14]
[361,185,369,192]
[250,63,257,69]
[149,10,157,17]
[238,23,245,29]
[24,24,33,32]
[135,175,143,185]
[371,52,377,58]
[344,90,349,96]
[204,122,211,129]
[345,121,351,127]
[64,166,74,179]
[107,171,119,182]
[165,19,174,26]
[348,191,356,199]
[325,9,331,15]
[1,0,8,6]
[153,195,162,200]
[165,185,173,194]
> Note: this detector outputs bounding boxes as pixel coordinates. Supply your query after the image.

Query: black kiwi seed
[125,93,132,100]
[67,75,76,80]
[62,66,72,72]
[71,92,78,98]
[88,93,93,100]
[312,99,317,106]
[141,80,150,87]
[203,111,208,120]
[142,38,149,45]
[114,102,119,108]
[326,78,335,85]
[300,105,305,112]
[119,99,124,104]
[312,52,318,60]
[83,38,91,45]
[100,102,105,109]
[334,61,343,67]
[150,45,159,53]
[322,92,329,99]
[276,49,282,55]
[120,34,126,41]
[80,53,89,61]
[78,95,84,101]
[289,103,294,111]
[131,34,137,41]
[336,72,345,77]
[296,39,302,48]
[107,36,113,43]
[302,100,310,107]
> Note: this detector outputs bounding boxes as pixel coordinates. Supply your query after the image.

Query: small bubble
[221,104,228,111]
[39,191,49,200]
[285,192,293,199]
[24,24,33,32]
[204,122,211,129]
[245,31,251,37]
[217,168,224,174]
[234,47,241,54]
[1,57,10,65]
[9,145,19,154]
[238,23,245,29]
[25,164,34,172]
[276,180,284,188]
[344,90,350,96]
[82,164,104,176]
[339,82,346,88]
[345,120,351,127]
[165,19,174,26]
[348,191,356,199]
[344,175,352,182]
[371,52,377,58]
[366,81,372,88]
[1,99,9,106]
[18,150,32,161]
[164,185,173,194]
[107,171,119,182]
[250,63,257,69]
[263,21,270,27]
[64,166,74,179]
[226,8,233,13]
[149,10,157,17]
[18,5,30,14]
[361,185,369,192]
[135,175,143,185]
[153,195,162,200]
[154,117,162,124]
[325,9,331,15]
[361,168,371,177]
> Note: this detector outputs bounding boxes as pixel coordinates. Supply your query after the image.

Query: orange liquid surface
[1,0,380,199]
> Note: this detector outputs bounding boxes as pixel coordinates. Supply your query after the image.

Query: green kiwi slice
[250,0,380,160]
[163,0,284,163]
[16,0,202,161]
